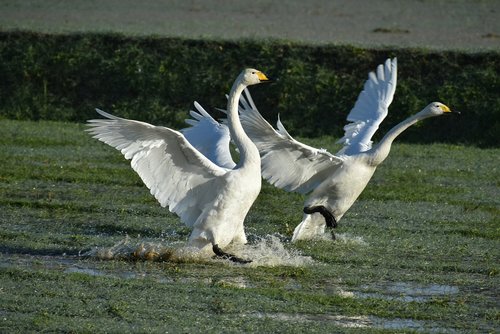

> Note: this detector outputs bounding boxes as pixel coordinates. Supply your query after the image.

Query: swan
[86,68,269,262]
[182,58,458,241]
[239,58,460,241]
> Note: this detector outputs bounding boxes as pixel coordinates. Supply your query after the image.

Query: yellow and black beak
[441,104,460,115]
[257,71,272,83]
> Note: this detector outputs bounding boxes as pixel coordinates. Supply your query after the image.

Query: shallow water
[250,312,458,333]
[354,281,460,303]
[250,312,371,329]
[0,230,466,334]
[0,252,465,333]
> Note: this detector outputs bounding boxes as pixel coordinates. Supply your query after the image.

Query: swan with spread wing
[87,69,269,262]
[182,58,458,241]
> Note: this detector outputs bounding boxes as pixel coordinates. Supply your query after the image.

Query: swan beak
[257,71,272,83]
[440,105,451,113]
[441,104,460,115]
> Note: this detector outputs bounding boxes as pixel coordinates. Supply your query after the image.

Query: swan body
[87,68,269,260]
[182,58,457,241]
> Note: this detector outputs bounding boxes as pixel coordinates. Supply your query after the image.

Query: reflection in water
[354,281,460,303]
[250,312,458,333]
[252,312,371,328]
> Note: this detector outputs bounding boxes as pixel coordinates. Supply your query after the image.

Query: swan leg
[303,206,338,239]
[212,244,252,264]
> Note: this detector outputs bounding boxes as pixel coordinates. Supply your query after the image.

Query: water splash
[83,234,313,267]
[229,235,314,267]
[292,232,368,246]
[335,233,368,246]
[82,236,202,263]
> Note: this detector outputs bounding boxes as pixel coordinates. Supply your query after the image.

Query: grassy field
[0,119,498,333]
[0,0,498,51]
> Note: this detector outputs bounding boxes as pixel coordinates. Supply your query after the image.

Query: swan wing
[181,102,236,169]
[337,57,397,156]
[238,90,344,194]
[87,109,228,227]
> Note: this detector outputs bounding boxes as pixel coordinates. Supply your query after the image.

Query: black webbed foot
[303,206,338,228]
[212,244,252,264]
[303,205,338,240]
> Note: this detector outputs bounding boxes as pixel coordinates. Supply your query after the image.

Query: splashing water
[291,231,368,246]
[228,235,314,267]
[335,233,368,246]
[83,235,313,267]
[82,236,200,263]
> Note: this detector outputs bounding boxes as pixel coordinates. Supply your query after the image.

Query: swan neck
[227,80,260,166]
[370,112,428,165]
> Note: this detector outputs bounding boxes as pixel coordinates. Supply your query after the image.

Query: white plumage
[182,58,458,241]
[87,68,269,261]
[336,58,397,156]
[182,102,236,169]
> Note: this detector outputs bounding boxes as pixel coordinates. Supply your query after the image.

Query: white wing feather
[181,102,236,169]
[86,109,228,227]
[238,90,344,194]
[337,57,397,156]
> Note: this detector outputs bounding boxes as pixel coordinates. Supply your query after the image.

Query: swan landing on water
[87,69,270,263]
[182,58,459,241]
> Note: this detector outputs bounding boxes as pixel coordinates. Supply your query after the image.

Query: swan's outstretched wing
[87,109,228,227]
[181,102,236,169]
[239,89,344,194]
[336,58,397,156]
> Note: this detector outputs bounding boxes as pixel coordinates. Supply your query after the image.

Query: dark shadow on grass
[0,245,82,256]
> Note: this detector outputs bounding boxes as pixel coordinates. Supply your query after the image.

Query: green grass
[0,119,498,333]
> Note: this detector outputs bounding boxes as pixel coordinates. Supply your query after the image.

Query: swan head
[421,102,459,117]
[239,68,270,86]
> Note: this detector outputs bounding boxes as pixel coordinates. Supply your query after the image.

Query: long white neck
[227,79,260,168]
[369,110,433,165]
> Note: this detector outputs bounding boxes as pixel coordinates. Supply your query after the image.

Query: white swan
[86,68,269,262]
[182,58,458,241]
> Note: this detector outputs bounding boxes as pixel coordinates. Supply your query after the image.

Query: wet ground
[0,250,469,333]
